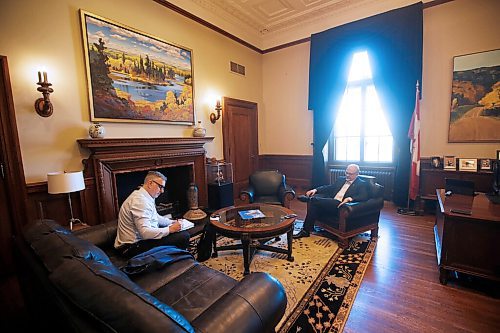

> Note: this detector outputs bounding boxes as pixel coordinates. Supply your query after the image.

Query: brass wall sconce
[210,99,222,124]
[35,71,54,117]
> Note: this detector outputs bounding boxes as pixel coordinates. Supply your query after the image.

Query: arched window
[330,51,393,163]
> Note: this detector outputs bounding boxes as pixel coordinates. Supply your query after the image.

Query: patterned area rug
[190,221,377,333]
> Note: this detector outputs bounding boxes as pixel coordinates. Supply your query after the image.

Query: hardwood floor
[2,200,499,332]
[290,199,500,333]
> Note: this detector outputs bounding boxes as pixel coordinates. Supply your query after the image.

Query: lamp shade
[47,171,85,194]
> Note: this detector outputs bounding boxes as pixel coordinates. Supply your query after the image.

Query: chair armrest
[239,185,255,203]
[191,272,287,333]
[340,197,384,219]
[278,185,296,205]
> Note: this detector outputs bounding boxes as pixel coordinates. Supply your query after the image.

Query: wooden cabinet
[434,189,500,284]
[418,159,493,212]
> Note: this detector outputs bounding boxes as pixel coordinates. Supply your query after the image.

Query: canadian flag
[408,82,420,201]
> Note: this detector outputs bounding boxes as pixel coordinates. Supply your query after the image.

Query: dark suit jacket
[315,176,369,202]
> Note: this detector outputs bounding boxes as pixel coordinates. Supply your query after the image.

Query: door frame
[0,56,29,264]
[222,97,259,195]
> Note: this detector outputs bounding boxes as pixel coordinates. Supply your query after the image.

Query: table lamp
[47,171,85,230]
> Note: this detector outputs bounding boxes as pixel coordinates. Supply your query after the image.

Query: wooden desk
[435,189,500,284]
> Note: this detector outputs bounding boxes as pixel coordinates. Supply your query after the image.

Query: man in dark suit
[293,164,368,239]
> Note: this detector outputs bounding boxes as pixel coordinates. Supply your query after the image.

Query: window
[330,51,393,163]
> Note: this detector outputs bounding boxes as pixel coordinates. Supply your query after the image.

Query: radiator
[329,167,394,200]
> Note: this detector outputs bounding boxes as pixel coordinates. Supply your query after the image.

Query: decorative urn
[192,121,206,137]
[89,123,105,139]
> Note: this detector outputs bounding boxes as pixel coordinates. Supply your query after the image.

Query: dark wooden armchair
[239,170,296,208]
[315,175,384,247]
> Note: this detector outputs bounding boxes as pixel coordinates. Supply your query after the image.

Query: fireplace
[78,137,213,224]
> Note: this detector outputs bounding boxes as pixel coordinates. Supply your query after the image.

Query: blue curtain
[308,2,423,206]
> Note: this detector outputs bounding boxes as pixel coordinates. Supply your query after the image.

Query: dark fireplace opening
[115,165,193,218]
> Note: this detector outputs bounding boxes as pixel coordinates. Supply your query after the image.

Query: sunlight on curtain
[334,51,393,162]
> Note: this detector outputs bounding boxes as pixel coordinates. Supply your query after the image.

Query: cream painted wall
[421,0,500,158]
[261,0,500,158]
[261,42,313,155]
[0,0,262,183]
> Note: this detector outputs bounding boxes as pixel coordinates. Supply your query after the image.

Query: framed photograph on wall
[431,156,442,168]
[479,159,492,171]
[80,10,195,125]
[443,156,456,170]
[458,158,477,172]
[448,48,500,142]
[497,150,500,160]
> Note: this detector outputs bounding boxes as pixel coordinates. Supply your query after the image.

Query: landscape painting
[80,11,194,124]
[449,49,500,142]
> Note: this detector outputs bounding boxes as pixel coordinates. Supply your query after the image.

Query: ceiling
[161,0,428,50]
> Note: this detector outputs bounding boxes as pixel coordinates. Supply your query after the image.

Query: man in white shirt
[293,164,368,239]
[115,171,190,257]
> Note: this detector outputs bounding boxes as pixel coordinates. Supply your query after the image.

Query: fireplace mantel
[78,137,214,224]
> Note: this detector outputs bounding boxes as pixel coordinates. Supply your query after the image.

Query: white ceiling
[161,0,429,50]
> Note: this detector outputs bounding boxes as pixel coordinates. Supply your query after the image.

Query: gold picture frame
[458,158,477,172]
[449,49,500,142]
[80,10,195,125]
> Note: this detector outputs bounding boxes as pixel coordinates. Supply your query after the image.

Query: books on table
[238,209,266,220]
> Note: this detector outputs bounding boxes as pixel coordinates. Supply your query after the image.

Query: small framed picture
[458,158,477,172]
[479,159,492,171]
[497,150,500,160]
[431,156,441,168]
[443,156,456,170]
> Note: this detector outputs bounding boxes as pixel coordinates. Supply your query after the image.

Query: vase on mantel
[192,120,206,137]
[89,122,105,138]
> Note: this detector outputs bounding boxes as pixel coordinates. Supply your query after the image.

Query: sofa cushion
[150,263,238,321]
[50,253,195,333]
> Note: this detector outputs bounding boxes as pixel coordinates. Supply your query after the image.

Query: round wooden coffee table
[210,204,296,275]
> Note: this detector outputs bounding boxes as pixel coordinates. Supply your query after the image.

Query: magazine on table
[238,209,266,220]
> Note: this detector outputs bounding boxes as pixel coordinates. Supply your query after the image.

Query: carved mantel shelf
[78,137,214,154]
[77,137,214,224]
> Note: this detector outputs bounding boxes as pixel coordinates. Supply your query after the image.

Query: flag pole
[398,80,420,216]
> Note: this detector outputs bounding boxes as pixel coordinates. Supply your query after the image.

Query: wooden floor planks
[289,199,500,333]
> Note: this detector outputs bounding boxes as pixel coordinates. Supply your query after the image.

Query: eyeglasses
[151,180,165,190]
[345,171,358,176]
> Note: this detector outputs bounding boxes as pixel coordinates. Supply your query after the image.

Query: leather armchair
[315,175,384,248]
[240,170,295,208]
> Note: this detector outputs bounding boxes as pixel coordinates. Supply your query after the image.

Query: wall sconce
[35,71,54,117]
[210,99,222,124]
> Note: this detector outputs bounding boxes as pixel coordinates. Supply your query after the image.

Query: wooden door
[222,97,259,197]
[0,56,28,275]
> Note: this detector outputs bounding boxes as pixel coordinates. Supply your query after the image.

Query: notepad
[178,219,195,231]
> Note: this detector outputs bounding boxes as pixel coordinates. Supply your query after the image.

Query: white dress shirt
[114,187,174,248]
[334,180,352,201]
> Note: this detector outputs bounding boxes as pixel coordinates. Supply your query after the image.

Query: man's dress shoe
[293,229,310,239]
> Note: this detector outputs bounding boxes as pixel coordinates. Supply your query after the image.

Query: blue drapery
[308,2,422,206]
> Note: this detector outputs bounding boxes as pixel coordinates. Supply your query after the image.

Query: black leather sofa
[15,219,287,332]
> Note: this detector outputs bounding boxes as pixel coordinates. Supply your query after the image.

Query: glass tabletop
[211,204,295,231]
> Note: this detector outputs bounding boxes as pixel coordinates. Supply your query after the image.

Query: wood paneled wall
[259,154,313,192]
